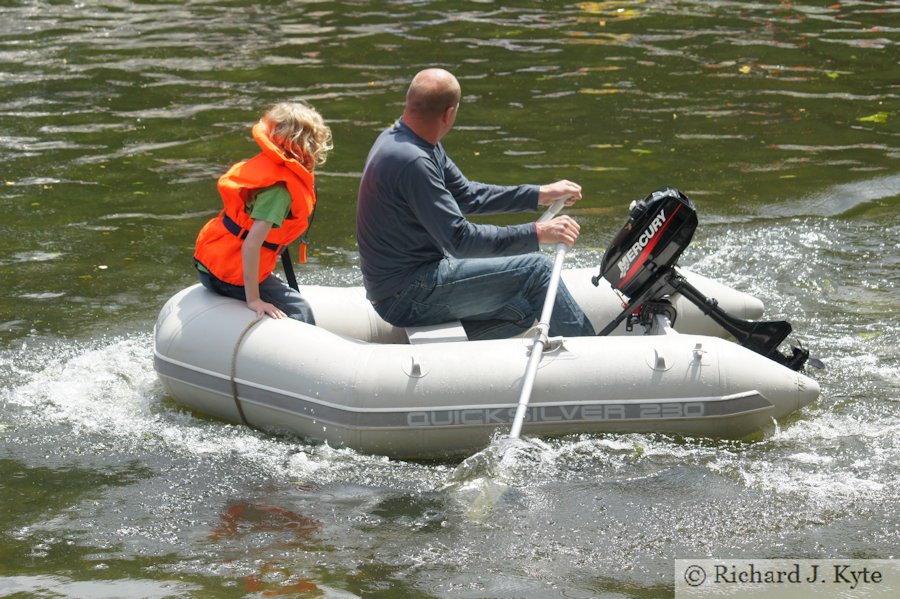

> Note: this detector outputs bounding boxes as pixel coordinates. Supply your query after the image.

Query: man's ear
[442,104,457,125]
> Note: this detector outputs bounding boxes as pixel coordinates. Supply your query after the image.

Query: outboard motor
[592,187,811,371]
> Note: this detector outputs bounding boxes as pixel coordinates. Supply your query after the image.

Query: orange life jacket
[194,122,316,286]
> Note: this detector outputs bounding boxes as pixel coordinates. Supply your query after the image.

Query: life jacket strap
[221,213,299,291]
[281,247,299,291]
[221,213,283,253]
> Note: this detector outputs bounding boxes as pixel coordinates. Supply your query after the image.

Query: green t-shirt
[247,183,292,227]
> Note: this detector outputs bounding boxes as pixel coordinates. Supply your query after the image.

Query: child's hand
[247,298,286,319]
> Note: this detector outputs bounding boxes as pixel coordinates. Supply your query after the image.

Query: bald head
[404,68,461,121]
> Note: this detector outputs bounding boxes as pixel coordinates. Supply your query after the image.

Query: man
[356,68,595,340]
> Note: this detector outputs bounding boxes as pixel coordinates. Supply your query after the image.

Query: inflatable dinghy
[154,189,820,459]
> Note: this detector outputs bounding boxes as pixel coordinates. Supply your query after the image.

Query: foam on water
[0,575,201,599]
[1,333,449,493]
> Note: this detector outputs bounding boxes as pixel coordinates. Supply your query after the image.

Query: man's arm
[439,152,586,249]
[441,152,539,215]
[401,157,538,258]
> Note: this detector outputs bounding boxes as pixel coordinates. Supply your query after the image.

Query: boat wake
[764,173,900,219]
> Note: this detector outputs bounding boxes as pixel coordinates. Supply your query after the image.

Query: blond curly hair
[260,102,333,170]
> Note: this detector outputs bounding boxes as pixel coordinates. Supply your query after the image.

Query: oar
[509,197,569,439]
[446,198,571,518]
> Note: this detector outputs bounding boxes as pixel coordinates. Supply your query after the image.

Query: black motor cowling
[594,187,698,298]
[593,187,811,371]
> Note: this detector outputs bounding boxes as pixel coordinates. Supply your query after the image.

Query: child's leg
[258,275,316,325]
[197,269,247,302]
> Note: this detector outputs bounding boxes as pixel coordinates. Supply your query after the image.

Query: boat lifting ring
[403,355,428,378]
[646,346,675,371]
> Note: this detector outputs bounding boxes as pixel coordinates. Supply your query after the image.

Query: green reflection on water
[0,457,440,598]
[0,459,186,594]
[1,1,896,344]
[0,458,144,533]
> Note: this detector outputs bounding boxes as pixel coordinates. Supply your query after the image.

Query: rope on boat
[230,314,266,427]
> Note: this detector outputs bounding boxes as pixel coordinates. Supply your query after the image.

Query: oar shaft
[539,243,567,323]
[510,249,569,438]
[537,197,568,223]
[510,337,546,438]
[509,196,572,439]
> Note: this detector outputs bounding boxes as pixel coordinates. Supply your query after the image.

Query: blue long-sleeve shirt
[356,120,540,301]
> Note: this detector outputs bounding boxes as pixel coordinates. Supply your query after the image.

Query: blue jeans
[196,268,316,325]
[373,255,595,340]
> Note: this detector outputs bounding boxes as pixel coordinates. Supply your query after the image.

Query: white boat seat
[405,321,468,344]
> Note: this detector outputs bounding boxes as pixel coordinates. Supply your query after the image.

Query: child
[193,102,332,322]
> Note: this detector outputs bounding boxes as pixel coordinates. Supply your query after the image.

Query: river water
[1,1,897,597]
